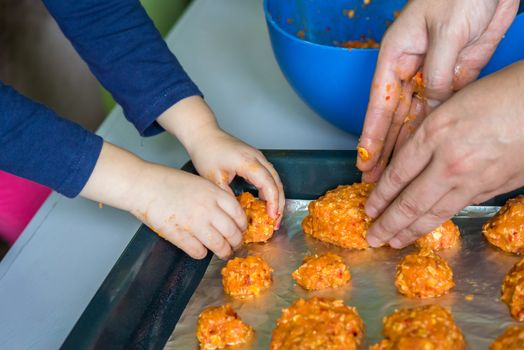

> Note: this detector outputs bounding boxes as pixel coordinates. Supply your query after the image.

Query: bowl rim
[263,0,524,53]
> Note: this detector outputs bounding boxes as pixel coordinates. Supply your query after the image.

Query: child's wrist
[156,96,221,153]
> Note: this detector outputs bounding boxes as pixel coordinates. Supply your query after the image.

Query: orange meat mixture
[415,219,460,251]
[490,325,524,350]
[483,195,524,254]
[238,192,276,244]
[196,304,253,350]
[292,253,351,290]
[221,256,272,299]
[370,305,466,350]
[395,248,454,298]
[501,257,524,320]
[269,297,364,350]
[340,38,380,49]
[302,183,375,249]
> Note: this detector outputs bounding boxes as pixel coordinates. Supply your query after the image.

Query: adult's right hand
[357,0,519,183]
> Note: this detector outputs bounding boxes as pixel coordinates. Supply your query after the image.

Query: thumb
[423,29,465,107]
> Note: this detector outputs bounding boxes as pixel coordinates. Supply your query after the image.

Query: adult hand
[357,0,519,183]
[364,61,524,248]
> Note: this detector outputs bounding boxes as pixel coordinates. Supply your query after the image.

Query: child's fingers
[255,155,286,226]
[194,224,232,260]
[163,229,208,260]
[217,193,248,232]
[238,161,279,219]
[211,205,244,250]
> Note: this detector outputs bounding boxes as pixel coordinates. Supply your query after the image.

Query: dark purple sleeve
[42,0,203,136]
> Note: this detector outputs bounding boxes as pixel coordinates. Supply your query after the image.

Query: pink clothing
[0,171,51,245]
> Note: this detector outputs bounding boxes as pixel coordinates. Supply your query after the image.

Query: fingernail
[365,204,378,219]
[367,235,383,248]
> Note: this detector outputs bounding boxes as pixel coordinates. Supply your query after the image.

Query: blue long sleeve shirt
[0,0,202,197]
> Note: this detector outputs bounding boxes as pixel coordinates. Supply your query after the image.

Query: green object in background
[100,0,191,112]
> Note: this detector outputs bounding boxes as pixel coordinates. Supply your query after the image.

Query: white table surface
[0,0,357,348]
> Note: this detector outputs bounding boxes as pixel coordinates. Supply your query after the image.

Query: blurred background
[0,0,192,259]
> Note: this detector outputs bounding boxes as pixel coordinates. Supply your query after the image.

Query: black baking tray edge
[61,150,524,350]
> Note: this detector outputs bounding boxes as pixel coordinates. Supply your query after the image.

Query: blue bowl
[265,0,524,135]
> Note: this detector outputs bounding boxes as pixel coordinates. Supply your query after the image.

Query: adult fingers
[423,24,465,106]
[388,187,470,248]
[365,120,434,221]
[366,160,453,247]
[362,80,414,183]
[393,95,427,156]
[453,0,520,90]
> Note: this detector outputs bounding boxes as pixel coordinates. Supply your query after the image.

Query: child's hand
[188,128,285,226]
[80,143,247,260]
[131,164,247,259]
[157,96,285,226]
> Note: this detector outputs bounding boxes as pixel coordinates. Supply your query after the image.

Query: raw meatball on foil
[238,192,276,243]
[370,305,466,350]
[269,297,364,350]
[196,304,253,350]
[501,257,524,320]
[490,325,524,350]
[415,219,460,251]
[292,253,351,290]
[302,183,374,249]
[395,248,455,298]
[483,195,524,254]
[221,256,272,299]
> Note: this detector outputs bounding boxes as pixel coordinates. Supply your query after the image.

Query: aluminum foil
[165,200,521,349]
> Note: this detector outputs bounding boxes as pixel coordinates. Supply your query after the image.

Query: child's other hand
[188,128,285,227]
[130,164,247,259]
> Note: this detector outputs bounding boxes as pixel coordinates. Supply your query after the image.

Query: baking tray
[62,150,524,349]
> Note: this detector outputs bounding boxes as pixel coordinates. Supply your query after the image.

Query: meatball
[302,183,374,249]
[221,256,272,299]
[395,248,454,298]
[292,253,351,290]
[370,305,466,350]
[238,192,276,243]
[490,326,524,350]
[415,220,460,251]
[269,297,364,350]
[501,258,524,320]
[483,195,524,254]
[196,304,253,350]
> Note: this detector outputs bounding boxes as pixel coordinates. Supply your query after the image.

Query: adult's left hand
[365,61,524,248]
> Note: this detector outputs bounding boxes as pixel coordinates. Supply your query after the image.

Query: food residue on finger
[238,192,276,243]
[357,146,371,161]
